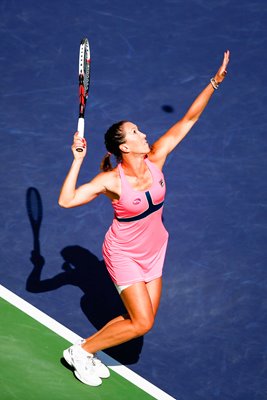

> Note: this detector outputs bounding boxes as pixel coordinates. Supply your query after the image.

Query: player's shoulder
[98,165,119,179]
[93,166,120,187]
[147,151,165,171]
[94,166,120,198]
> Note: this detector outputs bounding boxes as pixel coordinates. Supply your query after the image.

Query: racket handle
[76,118,85,152]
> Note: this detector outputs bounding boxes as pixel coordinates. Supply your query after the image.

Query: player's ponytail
[100,152,113,172]
[100,121,127,171]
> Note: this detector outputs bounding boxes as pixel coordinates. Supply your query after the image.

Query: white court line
[0,284,176,400]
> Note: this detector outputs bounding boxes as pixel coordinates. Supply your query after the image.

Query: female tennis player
[59,50,230,386]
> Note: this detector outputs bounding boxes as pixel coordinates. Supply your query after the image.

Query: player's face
[121,122,150,154]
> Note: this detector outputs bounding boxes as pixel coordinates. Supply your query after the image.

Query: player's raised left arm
[149,50,230,168]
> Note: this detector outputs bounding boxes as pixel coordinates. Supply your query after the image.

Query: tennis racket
[26,187,43,255]
[76,37,91,152]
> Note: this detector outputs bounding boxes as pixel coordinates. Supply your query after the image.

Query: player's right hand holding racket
[72,132,87,158]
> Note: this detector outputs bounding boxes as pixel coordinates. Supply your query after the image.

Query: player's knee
[134,315,154,337]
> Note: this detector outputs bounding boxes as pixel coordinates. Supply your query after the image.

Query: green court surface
[0,297,156,400]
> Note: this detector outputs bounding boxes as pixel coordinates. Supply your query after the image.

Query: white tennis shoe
[63,342,110,386]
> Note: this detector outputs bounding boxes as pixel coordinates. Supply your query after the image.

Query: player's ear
[119,143,130,153]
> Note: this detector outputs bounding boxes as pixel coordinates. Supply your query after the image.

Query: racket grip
[76,118,85,152]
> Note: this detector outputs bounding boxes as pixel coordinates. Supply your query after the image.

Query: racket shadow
[25,188,143,365]
[26,187,43,256]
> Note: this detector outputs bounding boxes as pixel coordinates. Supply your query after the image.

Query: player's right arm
[58,169,110,208]
[58,133,116,208]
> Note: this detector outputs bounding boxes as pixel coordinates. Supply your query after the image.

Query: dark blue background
[1,1,266,399]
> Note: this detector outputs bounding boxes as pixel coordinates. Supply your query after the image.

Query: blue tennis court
[1,1,266,399]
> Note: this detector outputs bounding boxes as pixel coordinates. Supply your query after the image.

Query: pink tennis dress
[102,158,169,286]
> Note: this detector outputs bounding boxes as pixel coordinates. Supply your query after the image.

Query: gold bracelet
[210,77,220,90]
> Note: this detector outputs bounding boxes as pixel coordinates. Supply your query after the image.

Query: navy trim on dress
[115,191,164,222]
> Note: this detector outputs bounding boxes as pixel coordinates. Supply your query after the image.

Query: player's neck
[121,154,147,178]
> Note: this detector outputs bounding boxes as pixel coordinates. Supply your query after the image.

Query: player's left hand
[214,50,230,83]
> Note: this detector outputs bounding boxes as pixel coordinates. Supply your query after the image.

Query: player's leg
[63,278,162,385]
[145,277,162,316]
[82,280,156,353]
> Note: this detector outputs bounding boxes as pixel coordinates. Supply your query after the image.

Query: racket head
[76,38,90,151]
[79,38,90,110]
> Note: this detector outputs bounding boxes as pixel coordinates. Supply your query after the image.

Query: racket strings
[79,39,90,97]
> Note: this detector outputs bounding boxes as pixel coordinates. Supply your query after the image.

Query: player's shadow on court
[25,188,143,365]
